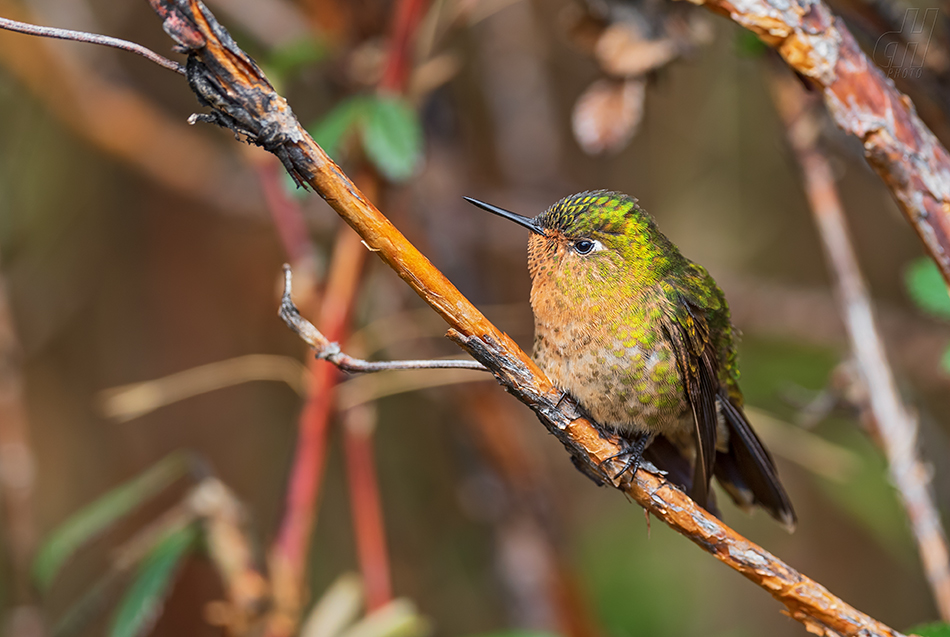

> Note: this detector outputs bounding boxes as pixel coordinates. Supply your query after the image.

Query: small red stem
[379,0,430,93]
[338,0,430,611]
[273,359,336,568]
[270,0,430,625]
[343,406,392,611]
[270,225,367,634]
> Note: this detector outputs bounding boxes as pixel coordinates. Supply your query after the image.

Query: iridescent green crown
[537,190,653,236]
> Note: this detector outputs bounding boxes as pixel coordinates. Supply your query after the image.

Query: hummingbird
[464,190,796,530]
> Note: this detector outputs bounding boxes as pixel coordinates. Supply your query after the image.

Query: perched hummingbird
[465,190,796,530]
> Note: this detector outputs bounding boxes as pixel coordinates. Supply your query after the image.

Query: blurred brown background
[0,0,949,635]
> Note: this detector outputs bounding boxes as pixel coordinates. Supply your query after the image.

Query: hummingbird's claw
[599,431,653,482]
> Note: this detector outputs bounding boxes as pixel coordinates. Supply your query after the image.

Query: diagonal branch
[678,0,950,287]
[773,73,950,621]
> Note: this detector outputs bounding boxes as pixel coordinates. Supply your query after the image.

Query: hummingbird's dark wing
[663,266,796,529]
[671,298,797,529]
[662,298,719,510]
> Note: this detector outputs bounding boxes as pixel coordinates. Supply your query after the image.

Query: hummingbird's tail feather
[644,436,722,520]
[716,394,797,532]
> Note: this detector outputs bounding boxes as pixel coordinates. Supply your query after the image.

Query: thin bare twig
[774,74,950,621]
[0,15,185,74]
[0,0,262,216]
[98,354,311,422]
[281,267,487,373]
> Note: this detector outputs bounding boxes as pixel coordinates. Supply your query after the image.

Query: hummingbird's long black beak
[463,197,545,235]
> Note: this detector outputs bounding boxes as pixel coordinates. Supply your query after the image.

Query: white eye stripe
[573,239,604,255]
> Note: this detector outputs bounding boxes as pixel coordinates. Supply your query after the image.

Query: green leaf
[266,36,327,79]
[33,452,191,591]
[361,95,423,182]
[53,571,123,637]
[907,622,950,637]
[942,346,950,375]
[303,94,424,183]
[308,97,368,162]
[291,97,368,199]
[905,257,950,319]
[109,524,199,637]
[735,31,769,57]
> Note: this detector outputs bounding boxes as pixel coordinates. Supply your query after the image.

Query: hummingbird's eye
[573,239,597,255]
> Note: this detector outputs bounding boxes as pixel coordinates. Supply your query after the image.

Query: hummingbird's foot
[600,431,654,482]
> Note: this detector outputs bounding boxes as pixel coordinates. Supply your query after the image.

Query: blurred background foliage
[0,0,949,635]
